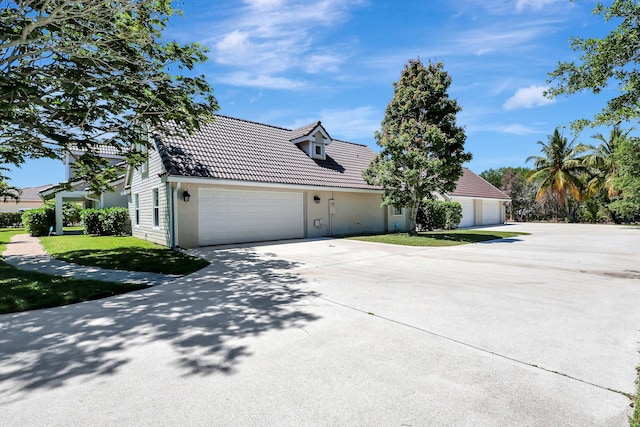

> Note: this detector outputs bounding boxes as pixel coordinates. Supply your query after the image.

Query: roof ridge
[213,114,292,132]
[332,139,369,148]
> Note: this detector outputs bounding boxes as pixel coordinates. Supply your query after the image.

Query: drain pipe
[82,188,101,208]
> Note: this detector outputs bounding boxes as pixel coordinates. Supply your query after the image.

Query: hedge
[417,200,462,231]
[0,212,23,228]
[81,207,130,236]
[22,205,56,236]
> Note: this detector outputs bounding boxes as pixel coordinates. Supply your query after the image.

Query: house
[0,184,52,213]
[40,145,129,234]
[125,115,510,248]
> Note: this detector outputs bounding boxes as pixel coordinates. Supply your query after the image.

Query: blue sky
[9,0,620,188]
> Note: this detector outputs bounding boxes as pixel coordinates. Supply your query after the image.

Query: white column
[55,193,64,235]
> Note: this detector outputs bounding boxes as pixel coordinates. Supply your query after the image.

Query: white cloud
[217,72,306,90]
[515,0,559,12]
[500,124,541,135]
[503,85,555,110]
[208,0,365,89]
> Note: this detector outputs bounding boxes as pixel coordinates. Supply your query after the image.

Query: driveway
[1,223,639,426]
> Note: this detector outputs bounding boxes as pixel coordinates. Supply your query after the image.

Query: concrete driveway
[1,223,639,426]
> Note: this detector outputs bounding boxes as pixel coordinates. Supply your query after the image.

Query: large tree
[1,0,218,192]
[363,59,471,235]
[609,136,640,220]
[547,0,640,129]
[526,128,588,222]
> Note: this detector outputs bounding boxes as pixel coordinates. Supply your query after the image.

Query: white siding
[128,148,170,246]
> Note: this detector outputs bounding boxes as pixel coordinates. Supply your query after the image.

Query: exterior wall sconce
[313,195,321,204]
[182,190,191,202]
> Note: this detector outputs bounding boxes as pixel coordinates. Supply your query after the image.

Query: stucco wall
[0,200,44,213]
[172,183,387,248]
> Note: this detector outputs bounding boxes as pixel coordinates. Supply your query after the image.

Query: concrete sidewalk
[3,233,177,286]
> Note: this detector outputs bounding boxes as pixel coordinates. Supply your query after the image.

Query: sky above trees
[8,0,624,188]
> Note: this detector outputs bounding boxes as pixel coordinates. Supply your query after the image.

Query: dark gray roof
[21,184,54,200]
[451,168,510,200]
[157,115,377,190]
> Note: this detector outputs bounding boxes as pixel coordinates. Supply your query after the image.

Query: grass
[631,367,640,427]
[0,228,147,314]
[39,234,209,275]
[347,229,529,247]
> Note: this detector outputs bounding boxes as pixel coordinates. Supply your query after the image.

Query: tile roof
[157,115,377,190]
[450,168,510,200]
[289,121,322,141]
[21,184,54,201]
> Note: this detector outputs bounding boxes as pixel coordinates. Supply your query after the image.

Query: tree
[547,1,640,129]
[584,125,632,198]
[363,59,471,235]
[609,137,640,220]
[1,0,218,192]
[526,128,588,222]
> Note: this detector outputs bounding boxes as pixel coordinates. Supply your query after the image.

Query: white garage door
[456,198,475,228]
[198,188,304,246]
[482,200,502,225]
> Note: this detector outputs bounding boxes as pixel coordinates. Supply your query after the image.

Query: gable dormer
[290,121,332,160]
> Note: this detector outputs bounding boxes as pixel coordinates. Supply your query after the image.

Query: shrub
[81,207,130,236]
[443,201,462,230]
[417,199,462,231]
[0,212,23,228]
[22,205,55,236]
[81,209,103,235]
[101,207,129,236]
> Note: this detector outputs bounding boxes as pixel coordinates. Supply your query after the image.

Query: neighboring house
[125,115,510,248]
[40,145,129,234]
[0,184,53,213]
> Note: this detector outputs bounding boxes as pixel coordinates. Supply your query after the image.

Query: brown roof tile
[451,168,510,200]
[158,115,377,190]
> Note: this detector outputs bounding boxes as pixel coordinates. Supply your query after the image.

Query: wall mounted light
[313,195,321,204]
[182,190,191,202]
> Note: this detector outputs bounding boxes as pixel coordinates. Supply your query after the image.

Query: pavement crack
[318,295,635,400]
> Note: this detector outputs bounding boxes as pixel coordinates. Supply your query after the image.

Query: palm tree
[583,124,633,198]
[526,128,588,222]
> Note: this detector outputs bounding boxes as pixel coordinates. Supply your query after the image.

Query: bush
[0,212,23,228]
[417,199,462,231]
[22,205,56,236]
[443,201,462,230]
[81,209,103,235]
[81,207,130,236]
[101,207,129,236]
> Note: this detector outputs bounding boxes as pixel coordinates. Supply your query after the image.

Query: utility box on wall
[329,199,336,215]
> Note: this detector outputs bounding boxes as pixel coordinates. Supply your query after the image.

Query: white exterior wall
[170,182,387,248]
[453,197,475,228]
[128,149,170,246]
[101,182,128,208]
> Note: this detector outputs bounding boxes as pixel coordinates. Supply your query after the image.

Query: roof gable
[450,168,510,200]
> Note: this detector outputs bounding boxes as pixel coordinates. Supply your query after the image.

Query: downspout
[167,182,174,248]
[173,182,181,248]
[82,188,101,208]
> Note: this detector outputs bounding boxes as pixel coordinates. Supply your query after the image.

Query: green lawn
[348,229,529,246]
[0,229,147,314]
[39,234,209,275]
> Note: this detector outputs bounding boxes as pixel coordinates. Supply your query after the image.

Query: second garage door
[482,200,502,225]
[198,188,304,246]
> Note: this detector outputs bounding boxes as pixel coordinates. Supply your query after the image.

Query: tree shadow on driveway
[0,247,319,402]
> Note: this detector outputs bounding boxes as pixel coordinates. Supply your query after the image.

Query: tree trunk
[409,200,419,235]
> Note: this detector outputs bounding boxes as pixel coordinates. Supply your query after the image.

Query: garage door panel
[456,198,474,228]
[482,201,501,225]
[198,188,304,246]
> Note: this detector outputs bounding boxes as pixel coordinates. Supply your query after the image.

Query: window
[134,194,140,225]
[393,206,403,216]
[315,144,322,155]
[152,189,159,227]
